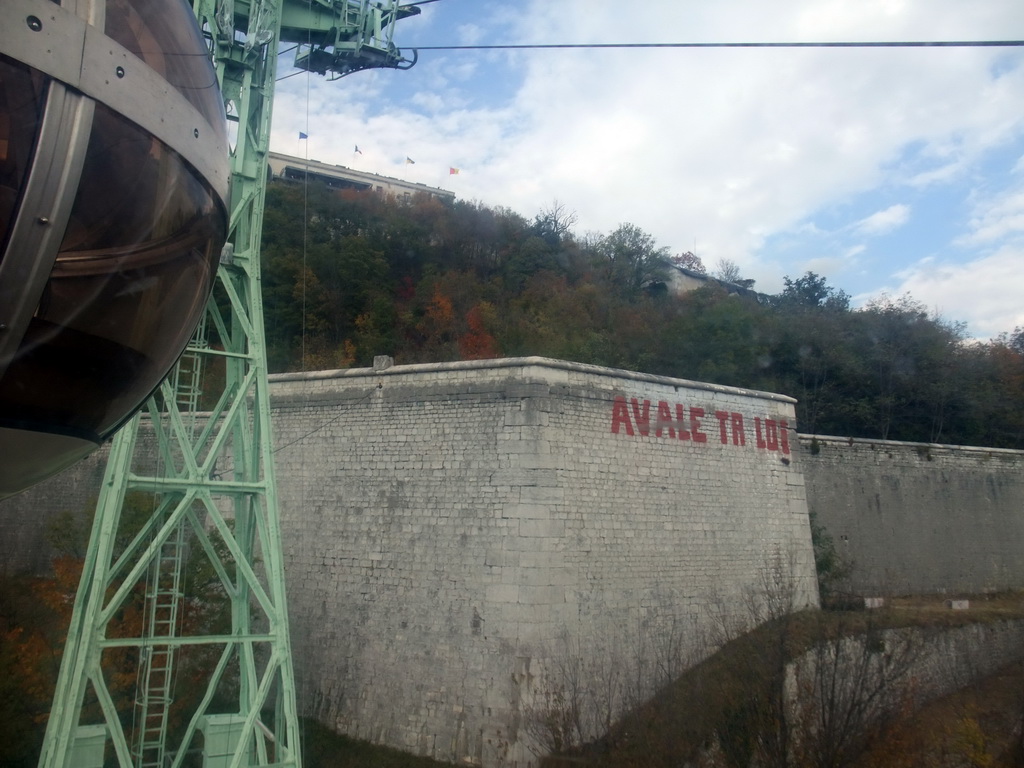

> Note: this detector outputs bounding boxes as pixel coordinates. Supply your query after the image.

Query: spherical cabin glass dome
[0,0,229,498]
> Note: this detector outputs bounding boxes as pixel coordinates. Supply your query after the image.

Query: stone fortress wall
[799,434,1024,596]
[269,357,816,765]
[2,357,1023,765]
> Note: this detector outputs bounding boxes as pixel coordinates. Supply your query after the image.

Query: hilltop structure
[661,263,761,299]
[267,151,455,202]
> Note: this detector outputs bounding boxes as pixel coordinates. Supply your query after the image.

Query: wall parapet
[270,355,797,405]
[798,433,1024,460]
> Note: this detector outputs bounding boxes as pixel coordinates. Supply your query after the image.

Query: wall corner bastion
[268,357,817,766]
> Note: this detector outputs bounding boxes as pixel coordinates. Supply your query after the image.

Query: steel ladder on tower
[131,516,188,768]
[131,329,207,768]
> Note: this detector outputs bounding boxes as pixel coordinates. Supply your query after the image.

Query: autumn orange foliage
[459,303,499,360]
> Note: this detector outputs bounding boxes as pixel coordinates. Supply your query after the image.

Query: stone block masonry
[269,357,818,766]
[800,435,1024,596]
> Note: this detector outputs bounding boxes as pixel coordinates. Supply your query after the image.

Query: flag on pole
[299,132,308,139]
[354,145,362,154]
[406,157,415,164]
[449,167,460,175]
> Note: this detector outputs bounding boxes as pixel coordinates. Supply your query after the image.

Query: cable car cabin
[0,0,229,498]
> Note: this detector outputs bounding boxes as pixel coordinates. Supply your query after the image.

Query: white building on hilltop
[267,151,455,202]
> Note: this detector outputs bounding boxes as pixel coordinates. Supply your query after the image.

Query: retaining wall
[784,618,1024,762]
[799,435,1024,596]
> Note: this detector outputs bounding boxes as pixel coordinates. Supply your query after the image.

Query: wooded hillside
[260,182,1024,448]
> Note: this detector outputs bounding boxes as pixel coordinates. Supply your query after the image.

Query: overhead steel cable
[410,40,1024,51]
[275,37,1024,81]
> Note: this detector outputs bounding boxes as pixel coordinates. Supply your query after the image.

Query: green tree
[503,235,560,292]
[775,271,850,311]
[597,223,670,296]
[654,284,772,386]
[769,273,855,435]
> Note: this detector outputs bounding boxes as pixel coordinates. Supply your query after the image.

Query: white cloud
[851,204,911,236]
[957,187,1024,246]
[882,246,1024,337]
[448,2,1017,263]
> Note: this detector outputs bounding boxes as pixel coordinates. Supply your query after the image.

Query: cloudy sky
[268,0,1024,339]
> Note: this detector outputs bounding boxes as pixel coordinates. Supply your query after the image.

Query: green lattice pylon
[37,2,419,767]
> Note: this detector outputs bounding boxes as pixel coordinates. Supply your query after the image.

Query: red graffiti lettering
[675,404,691,440]
[714,410,730,444]
[611,394,793,456]
[611,396,634,435]
[690,407,707,443]
[655,400,676,438]
[754,417,767,449]
[731,412,746,446]
[631,398,652,436]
